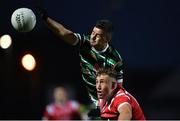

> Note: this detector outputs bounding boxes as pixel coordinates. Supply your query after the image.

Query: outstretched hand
[35,6,48,20]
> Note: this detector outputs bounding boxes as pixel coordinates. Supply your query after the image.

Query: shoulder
[45,103,56,113]
[74,33,90,42]
[113,89,131,106]
[46,103,55,108]
[73,33,91,48]
[68,100,80,110]
[108,45,122,59]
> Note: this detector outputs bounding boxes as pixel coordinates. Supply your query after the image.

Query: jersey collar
[92,43,109,54]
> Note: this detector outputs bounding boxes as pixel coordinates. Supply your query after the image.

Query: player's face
[96,74,112,99]
[90,27,108,51]
[54,87,67,102]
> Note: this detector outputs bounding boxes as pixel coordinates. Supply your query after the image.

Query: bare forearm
[44,17,77,45]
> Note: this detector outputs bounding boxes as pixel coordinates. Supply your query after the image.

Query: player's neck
[55,100,66,105]
[106,84,118,103]
[92,43,109,53]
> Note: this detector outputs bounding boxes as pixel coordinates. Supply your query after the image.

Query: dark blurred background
[0,0,180,119]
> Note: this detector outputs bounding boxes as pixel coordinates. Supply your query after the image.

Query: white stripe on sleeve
[73,33,80,46]
[117,102,131,113]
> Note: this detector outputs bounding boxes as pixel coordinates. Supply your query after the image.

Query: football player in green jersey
[37,7,123,119]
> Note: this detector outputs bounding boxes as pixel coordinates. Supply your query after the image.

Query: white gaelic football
[11,8,36,32]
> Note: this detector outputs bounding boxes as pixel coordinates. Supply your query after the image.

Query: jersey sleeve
[74,33,90,48]
[114,94,131,113]
[114,50,123,83]
[116,64,123,83]
[70,100,80,111]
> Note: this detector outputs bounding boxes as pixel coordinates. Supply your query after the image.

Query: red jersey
[43,100,81,120]
[98,85,145,120]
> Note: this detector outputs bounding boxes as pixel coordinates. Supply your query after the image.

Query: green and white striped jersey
[74,33,123,103]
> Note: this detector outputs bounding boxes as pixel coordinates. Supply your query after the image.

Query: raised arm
[37,7,78,45]
[44,17,78,45]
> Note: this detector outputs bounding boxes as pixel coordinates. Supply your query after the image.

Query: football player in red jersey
[42,86,82,120]
[96,68,146,120]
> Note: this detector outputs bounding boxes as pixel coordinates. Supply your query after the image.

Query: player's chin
[90,41,96,46]
[97,94,104,99]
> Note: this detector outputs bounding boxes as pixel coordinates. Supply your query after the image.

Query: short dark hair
[95,19,114,33]
[96,67,117,79]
